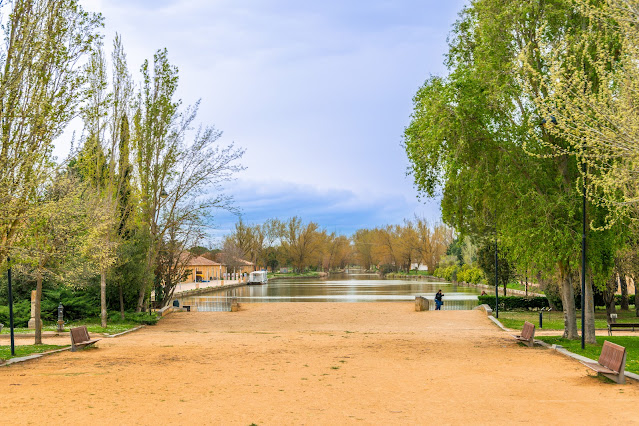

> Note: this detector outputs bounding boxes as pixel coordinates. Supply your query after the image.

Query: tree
[404,0,596,340]
[133,48,244,311]
[0,0,102,260]
[477,241,515,297]
[528,0,639,218]
[17,175,87,344]
[280,217,321,272]
[353,228,375,270]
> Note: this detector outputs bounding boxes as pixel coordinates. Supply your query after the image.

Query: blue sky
[70,0,467,243]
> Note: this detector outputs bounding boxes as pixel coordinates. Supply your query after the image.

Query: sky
[68,0,468,243]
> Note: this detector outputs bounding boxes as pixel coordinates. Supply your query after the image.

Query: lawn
[497,308,639,331]
[0,320,147,336]
[0,344,67,362]
[537,336,639,375]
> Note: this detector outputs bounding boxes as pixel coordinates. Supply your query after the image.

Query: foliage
[402,0,614,340]
[434,264,484,284]
[477,296,549,311]
[476,240,516,295]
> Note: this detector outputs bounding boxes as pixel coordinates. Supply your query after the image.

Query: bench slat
[70,326,101,352]
[598,341,625,373]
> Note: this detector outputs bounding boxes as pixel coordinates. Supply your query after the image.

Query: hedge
[478,295,549,311]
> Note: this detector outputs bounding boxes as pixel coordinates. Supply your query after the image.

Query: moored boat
[247,270,268,285]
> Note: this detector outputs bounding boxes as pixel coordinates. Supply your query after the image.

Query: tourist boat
[247,270,268,285]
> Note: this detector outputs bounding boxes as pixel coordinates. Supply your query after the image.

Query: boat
[247,270,268,285]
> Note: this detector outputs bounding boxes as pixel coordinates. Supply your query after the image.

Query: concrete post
[28,290,37,329]
[415,296,430,311]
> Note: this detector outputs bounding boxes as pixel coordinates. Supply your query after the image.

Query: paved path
[1,303,638,424]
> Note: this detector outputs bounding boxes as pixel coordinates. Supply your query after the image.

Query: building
[184,256,226,282]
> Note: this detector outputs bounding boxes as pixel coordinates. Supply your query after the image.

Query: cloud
[206,178,441,242]
[72,0,465,242]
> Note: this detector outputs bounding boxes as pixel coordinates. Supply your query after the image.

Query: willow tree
[405,0,595,340]
[0,0,102,259]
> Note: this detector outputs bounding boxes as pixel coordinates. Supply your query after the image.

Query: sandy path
[1,303,637,425]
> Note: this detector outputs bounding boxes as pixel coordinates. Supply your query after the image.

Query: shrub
[478,295,549,311]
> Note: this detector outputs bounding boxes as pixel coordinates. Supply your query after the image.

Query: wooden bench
[608,322,639,336]
[580,340,627,384]
[511,321,535,347]
[70,326,101,352]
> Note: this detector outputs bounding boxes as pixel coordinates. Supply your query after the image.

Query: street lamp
[7,256,15,356]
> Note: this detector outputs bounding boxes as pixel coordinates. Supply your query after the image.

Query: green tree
[0,0,102,259]
[404,0,598,340]
[133,49,244,311]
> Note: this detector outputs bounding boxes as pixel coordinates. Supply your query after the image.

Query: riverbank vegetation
[404,0,639,342]
[221,216,454,276]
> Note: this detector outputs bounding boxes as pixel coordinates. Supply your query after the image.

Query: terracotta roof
[214,253,254,266]
[187,255,221,266]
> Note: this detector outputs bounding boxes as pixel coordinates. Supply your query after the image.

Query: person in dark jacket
[435,289,444,310]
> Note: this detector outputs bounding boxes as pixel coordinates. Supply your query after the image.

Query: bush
[0,300,31,327]
[108,311,159,325]
[478,295,549,311]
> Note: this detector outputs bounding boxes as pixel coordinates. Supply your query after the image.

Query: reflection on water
[179,273,481,311]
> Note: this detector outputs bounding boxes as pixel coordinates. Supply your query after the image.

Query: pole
[581,160,586,350]
[8,256,15,356]
[495,239,499,319]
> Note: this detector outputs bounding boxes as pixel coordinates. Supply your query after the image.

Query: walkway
[1,303,638,424]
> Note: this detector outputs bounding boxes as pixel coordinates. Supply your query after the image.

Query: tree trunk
[604,275,617,323]
[560,264,578,339]
[503,281,507,297]
[34,266,43,345]
[119,284,125,320]
[584,274,596,344]
[100,268,107,328]
[620,274,629,311]
[137,250,155,312]
[635,277,638,317]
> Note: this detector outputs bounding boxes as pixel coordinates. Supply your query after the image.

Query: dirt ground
[1,303,638,425]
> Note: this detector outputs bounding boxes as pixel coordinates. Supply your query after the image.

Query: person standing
[435,289,444,310]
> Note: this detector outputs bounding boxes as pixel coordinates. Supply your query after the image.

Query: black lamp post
[495,239,499,319]
[580,148,586,350]
[7,256,15,356]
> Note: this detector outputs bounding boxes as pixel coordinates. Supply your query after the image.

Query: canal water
[179,273,481,311]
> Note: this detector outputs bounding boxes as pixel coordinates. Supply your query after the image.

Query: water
[178,273,481,311]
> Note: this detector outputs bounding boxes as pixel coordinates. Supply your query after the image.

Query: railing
[179,296,236,312]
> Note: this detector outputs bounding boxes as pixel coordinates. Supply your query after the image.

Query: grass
[497,308,638,330]
[537,336,639,375]
[0,319,147,336]
[0,344,67,361]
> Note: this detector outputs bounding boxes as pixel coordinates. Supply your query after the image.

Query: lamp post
[7,256,15,356]
[495,238,501,318]
[580,146,586,350]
